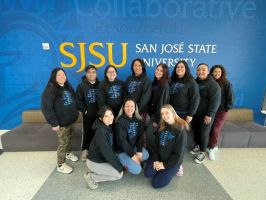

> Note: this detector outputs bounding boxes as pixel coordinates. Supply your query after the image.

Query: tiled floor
[0,130,266,200]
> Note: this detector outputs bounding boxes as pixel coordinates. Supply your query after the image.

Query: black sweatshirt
[153,125,187,168]
[125,73,152,113]
[148,82,170,124]
[88,119,123,172]
[41,83,79,127]
[76,76,99,118]
[217,79,234,111]
[97,79,124,115]
[115,114,145,157]
[196,75,221,117]
[169,78,200,117]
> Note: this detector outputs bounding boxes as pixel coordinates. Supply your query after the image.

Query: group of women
[41,58,234,190]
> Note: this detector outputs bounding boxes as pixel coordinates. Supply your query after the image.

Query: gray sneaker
[80,150,88,162]
[84,172,98,190]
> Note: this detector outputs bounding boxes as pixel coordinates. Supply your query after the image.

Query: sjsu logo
[59,42,128,72]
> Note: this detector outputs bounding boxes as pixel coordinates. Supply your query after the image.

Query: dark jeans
[82,114,96,150]
[191,113,215,152]
[144,159,179,189]
[209,110,228,148]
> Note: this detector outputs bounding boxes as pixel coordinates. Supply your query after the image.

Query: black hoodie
[148,82,170,124]
[153,125,187,168]
[217,79,234,111]
[41,83,79,127]
[88,119,123,172]
[97,79,125,115]
[125,73,152,113]
[76,76,100,118]
[196,75,221,117]
[169,77,200,117]
[115,114,145,157]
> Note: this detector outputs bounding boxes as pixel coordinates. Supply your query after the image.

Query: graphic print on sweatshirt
[170,82,186,95]
[159,130,175,146]
[127,121,139,139]
[127,81,142,94]
[108,85,121,99]
[87,88,98,103]
[62,91,73,106]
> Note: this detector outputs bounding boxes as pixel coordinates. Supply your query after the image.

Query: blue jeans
[118,147,149,175]
[144,159,179,188]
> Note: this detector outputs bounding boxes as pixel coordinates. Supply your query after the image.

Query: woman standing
[208,65,234,160]
[125,58,152,121]
[191,63,221,164]
[41,68,79,174]
[146,63,170,153]
[84,106,123,190]
[169,60,200,175]
[144,104,188,189]
[76,65,100,161]
[170,60,200,123]
[115,98,149,175]
[97,65,124,116]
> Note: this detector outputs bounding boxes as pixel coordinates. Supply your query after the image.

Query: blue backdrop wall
[1,0,266,129]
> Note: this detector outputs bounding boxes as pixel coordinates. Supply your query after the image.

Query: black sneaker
[190,145,200,155]
[194,152,205,164]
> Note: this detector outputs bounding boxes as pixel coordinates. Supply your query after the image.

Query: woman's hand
[136,152,143,161]
[131,154,140,164]
[154,162,165,171]
[204,115,212,125]
[52,125,60,132]
[186,116,192,123]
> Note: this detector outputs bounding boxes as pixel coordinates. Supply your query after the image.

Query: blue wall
[1,0,266,129]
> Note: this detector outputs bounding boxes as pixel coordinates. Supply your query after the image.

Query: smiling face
[106,67,117,81]
[124,100,135,118]
[212,67,222,80]
[176,62,186,78]
[56,70,66,86]
[161,107,175,125]
[155,65,164,80]
[101,110,114,126]
[197,64,209,80]
[86,68,97,82]
[133,60,143,76]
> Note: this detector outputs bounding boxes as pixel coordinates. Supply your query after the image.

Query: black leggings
[191,114,214,152]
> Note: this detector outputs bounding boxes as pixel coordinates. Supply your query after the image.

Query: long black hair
[46,67,75,101]
[130,58,146,75]
[171,60,193,83]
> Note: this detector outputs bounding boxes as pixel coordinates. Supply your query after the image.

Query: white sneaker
[208,148,216,161]
[84,172,98,190]
[66,152,79,162]
[213,146,219,151]
[80,150,88,162]
[57,163,73,174]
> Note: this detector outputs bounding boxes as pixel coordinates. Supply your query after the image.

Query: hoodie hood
[92,118,112,131]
